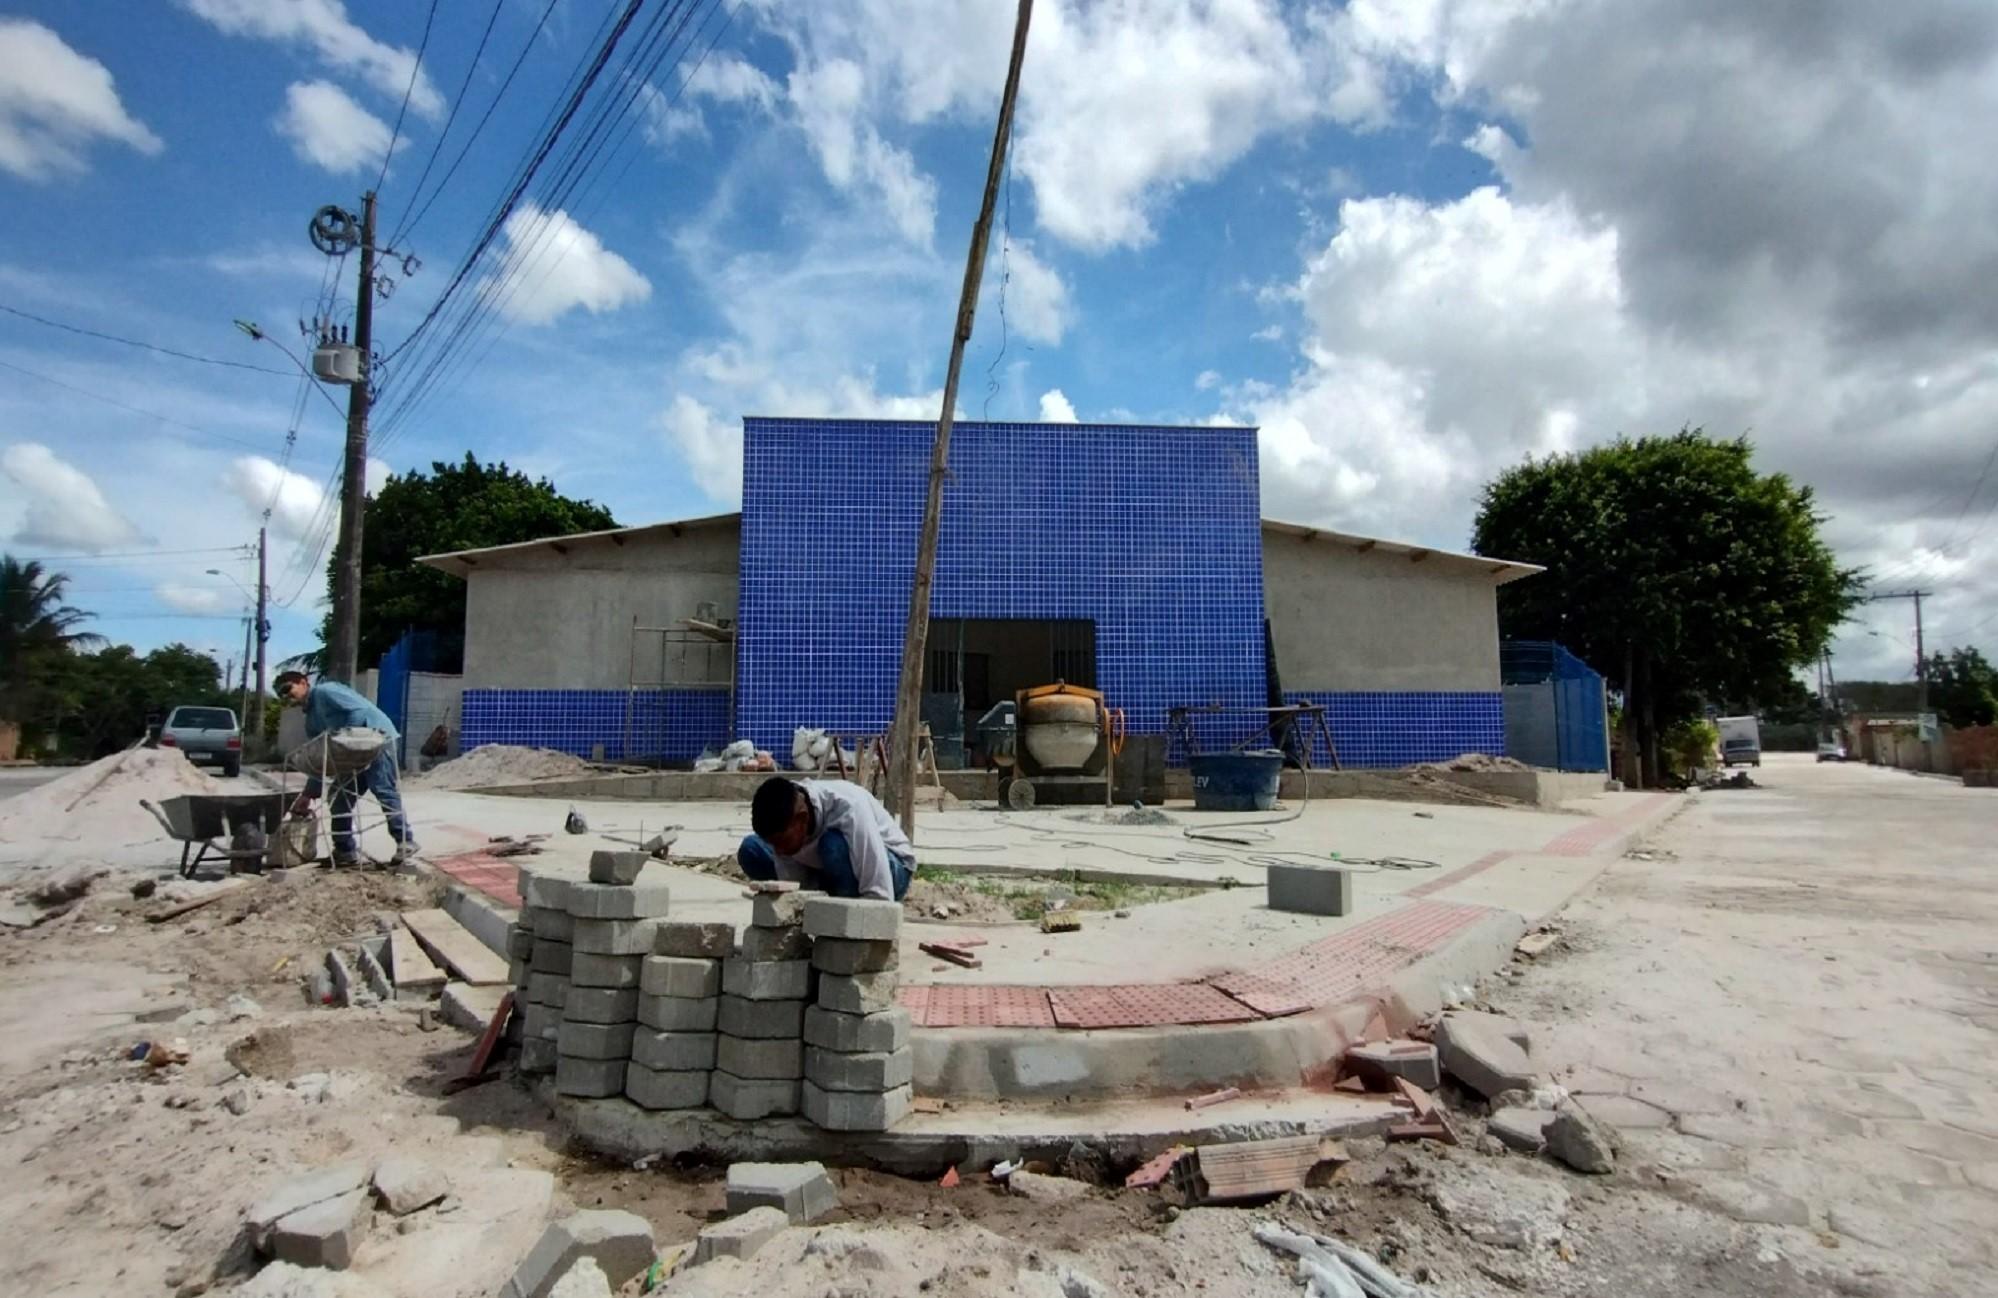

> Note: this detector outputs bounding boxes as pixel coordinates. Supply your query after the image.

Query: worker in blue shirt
[275,670,417,867]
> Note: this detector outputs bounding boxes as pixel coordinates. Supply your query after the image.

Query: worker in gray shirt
[276,670,417,868]
[739,776,913,901]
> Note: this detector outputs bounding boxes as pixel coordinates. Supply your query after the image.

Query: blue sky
[3,1,1996,683]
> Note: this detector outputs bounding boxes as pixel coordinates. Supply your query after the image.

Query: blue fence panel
[1500,640,1608,772]
[374,630,448,766]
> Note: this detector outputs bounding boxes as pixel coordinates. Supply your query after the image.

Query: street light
[206,568,253,600]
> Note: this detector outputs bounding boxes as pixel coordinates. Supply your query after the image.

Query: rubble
[587,850,649,886]
[268,1190,368,1269]
[1434,1012,1537,1099]
[693,1205,789,1264]
[504,1209,656,1298]
[1345,1039,1442,1091]
[725,1161,838,1224]
[1486,1107,1555,1153]
[1005,1169,1091,1203]
[1545,1102,1616,1173]
[546,1257,613,1298]
[370,1157,446,1216]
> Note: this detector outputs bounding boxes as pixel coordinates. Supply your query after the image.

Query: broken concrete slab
[802,1006,910,1054]
[1487,1107,1556,1153]
[503,1208,656,1298]
[710,1071,800,1120]
[1435,1012,1537,1099]
[801,896,902,941]
[247,1162,372,1246]
[693,1205,789,1265]
[801,1080,911,1131]
[588,850,649,886]
[654,921,735,959]
[268,1188,369,1269]
[808,937,899,975]
[1546,1103,1616,1173]
[640,955,721,999]
[722,956,812,1001]
[815,972,898,1015]
[372,1157,447,1216]
[725,1161,838,1224]
[1345,1039,1442,1091]
[717,994,805,1039]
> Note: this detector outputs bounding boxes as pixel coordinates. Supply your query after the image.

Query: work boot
[330,853,362,870]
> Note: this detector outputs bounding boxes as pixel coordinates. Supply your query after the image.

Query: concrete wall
[1262,531,1501,692]
[460,526,739,691]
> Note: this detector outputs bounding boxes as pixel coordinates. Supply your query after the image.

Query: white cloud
[689,53,780,110]
[1038,389,1078,423]
[0,19,162,181]
[1251,324,1284,342]
[787,58,936,245]
[155,582,231,615]
[179,0,442,118]
[1194,370,1221,392]
[2,442,145,551]
[221,454,390,541]
[274,80,396,175]
[988,241,1070,346]
[663,374,948,503]
[489,204,651,326]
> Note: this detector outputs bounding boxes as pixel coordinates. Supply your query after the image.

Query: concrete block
[557,1020,636,1060]
[521,1002,561,1040]
[1345,1039,1442,1091]
[816,972,899,1015]
[654,921,735,959]
[530,907,575,944]
[801,1080,911,1132]
[1266,862,1354,917]
[631,1028,717,1072]
[709,1070,800,1120]
[717,1035,803,1080]
[740,924,812,962]
[520,874,574,912]
[246,1161,371,1245]
[625,1063,709,1111]
[528,973,570,1008]
[750,893,807,928]
[566,881,672,921]
[569,952,643,989]
[555,1056,627,1098]
[572,918,659,956]
[520,1036,557,1073]
[638,994,718,1032]
[268,1189,368,1269]
[507,927,535,959]
[504,1208,656,1298]
[641,955,721,999]
[372,1156,447,1215]
[509,955,529,986]
[1488,1107,1556,1152]
[588,850,649,886]
[717,994,804,1039]
[803,1006,911,1054]
[692,1205,789,1265]
[442,981,507,1033]
[723,955,813,1001]
[725,1161,837,1224]
[563,987,639,1025]
[804,1045,912,1093]
[1435,1012,1537,1099]
[1449,1010,1532,1051]
[531,939,574,975]
[802,896,902,941]
[810,937,898,976]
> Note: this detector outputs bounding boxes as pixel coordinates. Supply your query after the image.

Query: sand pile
[0,747,230,866]
[410,744,591,789]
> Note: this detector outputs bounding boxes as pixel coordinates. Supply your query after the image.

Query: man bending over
[739,776,913,901]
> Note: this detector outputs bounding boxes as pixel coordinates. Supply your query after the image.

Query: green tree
[1472,431,1862,786]
[1927,646,1997,728]
[45,642,230,758]
[1,556,105,743]
[319,453,616,669]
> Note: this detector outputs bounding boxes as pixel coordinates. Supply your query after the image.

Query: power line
[374,0,441,198]
[0,357,272,450]
[14,545,252,564]
[391,0,506,242]
[0,302,292,376]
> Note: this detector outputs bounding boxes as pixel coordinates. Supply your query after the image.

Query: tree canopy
[1928,646,1997,728]
[320,453,617,669]
[1472,431,1862,783]
[2,556,105,736]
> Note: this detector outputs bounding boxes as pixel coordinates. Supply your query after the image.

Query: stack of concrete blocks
[556,852,667,1099]
[800,897,913,1131]
[514,869,580,1076]
[709,882,815,1120]
[629,917,733,1111]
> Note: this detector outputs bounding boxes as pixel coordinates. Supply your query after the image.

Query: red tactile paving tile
[431,852,523,907]
[1216,900,1490,1012]
[908,984,1057,1028]
[1048,983,1262,1029]
[1206,972,1315,1018]
[1407,849,1514,898]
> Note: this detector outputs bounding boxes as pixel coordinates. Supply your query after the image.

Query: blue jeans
[331,748,415,860]
[738,829,912,900]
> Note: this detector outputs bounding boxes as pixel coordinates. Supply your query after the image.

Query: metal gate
[1500,640,1609,772]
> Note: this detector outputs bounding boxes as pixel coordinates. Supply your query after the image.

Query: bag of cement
[720,739,756,770]
[693,756,725,773]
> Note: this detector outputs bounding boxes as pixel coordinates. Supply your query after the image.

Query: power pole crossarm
[1865,589,1934,714]
[886,0,1034,837]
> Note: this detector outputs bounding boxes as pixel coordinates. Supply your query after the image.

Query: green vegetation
[1927,646,1997,729]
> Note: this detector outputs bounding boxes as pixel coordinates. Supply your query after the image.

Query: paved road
[0,768,64,801]
[1499,753,1996,1296]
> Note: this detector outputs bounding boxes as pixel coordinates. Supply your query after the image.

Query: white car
[1816,740,1846,763]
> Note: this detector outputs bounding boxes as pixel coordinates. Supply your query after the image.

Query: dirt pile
[0,747,231,868]
[1412,753,1529,773]
[409,744,592,789]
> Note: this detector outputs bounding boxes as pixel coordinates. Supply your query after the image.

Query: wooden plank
[388,925,448,992]
[146,881,252,923]
[401,908,509,986]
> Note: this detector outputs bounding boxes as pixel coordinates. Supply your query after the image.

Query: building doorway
[923,618,1096,767]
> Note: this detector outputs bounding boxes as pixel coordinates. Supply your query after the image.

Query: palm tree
[1,555,104,723]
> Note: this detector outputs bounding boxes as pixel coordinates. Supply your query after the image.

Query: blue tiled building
[418,419,1544,769]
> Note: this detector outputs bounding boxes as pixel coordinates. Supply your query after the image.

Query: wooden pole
[886,0,1034,836]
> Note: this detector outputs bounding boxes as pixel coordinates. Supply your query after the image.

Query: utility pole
[327,190,377,684]
[238,614,253,735]
[886,0,1034,836]
[1866,589,1933,714]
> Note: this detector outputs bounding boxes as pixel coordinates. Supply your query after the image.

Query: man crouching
[738,776,913,901]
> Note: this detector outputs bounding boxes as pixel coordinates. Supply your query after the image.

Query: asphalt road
[0,768,64,801]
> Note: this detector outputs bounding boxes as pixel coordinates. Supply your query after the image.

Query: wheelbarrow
[141,793,288,878]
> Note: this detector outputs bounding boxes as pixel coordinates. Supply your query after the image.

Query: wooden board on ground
[400,908,509,986]
[388,924,448,992]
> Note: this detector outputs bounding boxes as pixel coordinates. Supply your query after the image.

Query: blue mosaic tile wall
[1282,691,1506,768]
[736,418,1267,754]
[461,688,730,762]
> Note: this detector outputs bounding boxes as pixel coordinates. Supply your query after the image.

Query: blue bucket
[1189,749,1284,811]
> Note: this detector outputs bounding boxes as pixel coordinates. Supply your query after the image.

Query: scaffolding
[622,608,735,765]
